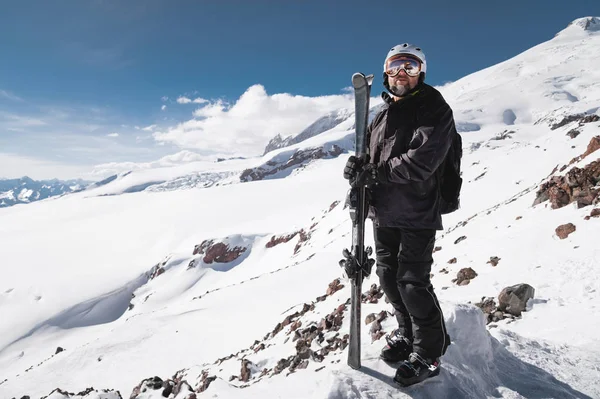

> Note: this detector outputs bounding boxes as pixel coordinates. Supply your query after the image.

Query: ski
[341,72,375,370]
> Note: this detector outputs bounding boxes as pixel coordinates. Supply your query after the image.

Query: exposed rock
[587,208,600,219]
[498,284,535,316]
[453,268,478,285]
[582,135,600,158]
[55,347,65,354]
[265,232,298,248]
[326,279,344,296]
[294,229,312,254]
[439,268,449,274]
[365,313,377,325]
[197,370,217,393]
[492,130,515,140]
[534,157,600,209]
[369,320,384,342]
[567,129,581,139]
[240,359,253,382]
[130,376,165,397]
[487,256,501,267]
[241,145,344,182]
[454,236,467,244]
[433,246,442,253]
[38,388,124,399]
[448,257,457,264]
[273,357,294,375]
[474,297,497,315]
[148,265,165,280]
[556,223,576,239]
[193,239,248,264]
[329,200,340,212]
[550,113,599,130]
[362,284,384,304]
[253,342,266,353]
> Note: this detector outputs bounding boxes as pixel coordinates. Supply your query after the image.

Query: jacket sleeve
[378,103,456,184]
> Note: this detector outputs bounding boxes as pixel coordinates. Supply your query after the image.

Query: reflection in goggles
[385,57,421,77]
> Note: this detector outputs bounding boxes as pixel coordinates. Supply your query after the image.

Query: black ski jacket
[367,83,457,230]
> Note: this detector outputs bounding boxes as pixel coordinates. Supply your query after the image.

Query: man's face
[385,55,421,97]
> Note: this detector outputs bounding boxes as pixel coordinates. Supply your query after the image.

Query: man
[343,43,456,386]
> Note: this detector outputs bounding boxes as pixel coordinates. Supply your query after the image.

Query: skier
[343,43,456,387]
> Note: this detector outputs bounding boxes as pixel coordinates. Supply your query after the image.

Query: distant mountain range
[0,176,92,208]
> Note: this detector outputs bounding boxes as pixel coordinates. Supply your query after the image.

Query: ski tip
[352,73,367,88]
[352,73,374,89]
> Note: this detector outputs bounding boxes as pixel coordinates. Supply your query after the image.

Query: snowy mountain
[1,16,600,399]
[0,176,90,208]
[263,108,354,155]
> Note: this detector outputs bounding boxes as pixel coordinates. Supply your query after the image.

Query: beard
[389,82,410,97]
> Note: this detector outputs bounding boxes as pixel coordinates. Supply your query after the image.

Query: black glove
[353,162,379,188]
[343,155,362,182]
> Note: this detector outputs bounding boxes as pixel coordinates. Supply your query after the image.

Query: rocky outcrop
[534,145,600,209]
[474,297,517,325]
[326,279,344,296]
[241,145,344,182]
[193,239,247,264]
[549,113,599,130]
[35,387,123,399]
[474,284,535,323]
[263,109,351,155]
[361,284,384,304]
[266,232,298,248]
[129,376,195,399]
[555,223,576,239]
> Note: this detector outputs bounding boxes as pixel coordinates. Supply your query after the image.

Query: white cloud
[0,89,24,102]
[0,152,91,180]
[107,132,119,137]
[153,84,353,158]
[0,112,47,127]
[142,124,157,131]
[177,96,208,105]
[161,105,167,111]
[91,150,207,177]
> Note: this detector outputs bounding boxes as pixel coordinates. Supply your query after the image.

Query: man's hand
[343,155,362,182]
[343,155,379,187]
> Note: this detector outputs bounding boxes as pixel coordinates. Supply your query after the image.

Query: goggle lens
[385,57,421,77]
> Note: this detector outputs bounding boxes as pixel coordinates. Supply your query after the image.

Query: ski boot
[394,352,441,387]
[380,329,412,363]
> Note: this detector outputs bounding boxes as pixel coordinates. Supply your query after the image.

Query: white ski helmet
[383,43,427,81]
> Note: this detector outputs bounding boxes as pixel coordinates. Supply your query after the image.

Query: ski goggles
[385,56,422,77]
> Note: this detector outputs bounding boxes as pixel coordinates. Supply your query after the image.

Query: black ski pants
[374,226,449,359]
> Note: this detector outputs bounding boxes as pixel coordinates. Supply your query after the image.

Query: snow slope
[1,16,600,399]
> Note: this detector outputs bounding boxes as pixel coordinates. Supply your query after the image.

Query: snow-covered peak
[555,16,600,37]
[437,17,600,131]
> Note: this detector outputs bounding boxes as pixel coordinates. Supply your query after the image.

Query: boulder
[453,268,478,285]
[555,223,576,239]
[498,284,535,316]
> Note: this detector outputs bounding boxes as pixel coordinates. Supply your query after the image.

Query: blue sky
[0,0,598,179]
